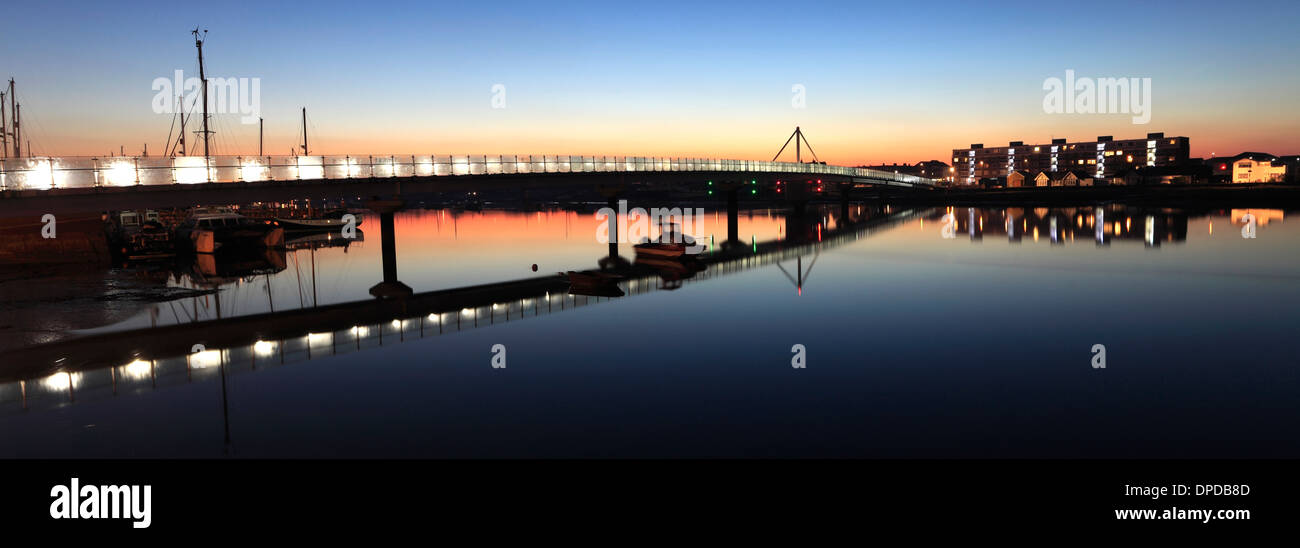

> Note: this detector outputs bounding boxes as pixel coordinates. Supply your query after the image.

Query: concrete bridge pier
[839,183,853,224]
[607,195,620,258]
[367,199,414,299]
[726,187,739,244]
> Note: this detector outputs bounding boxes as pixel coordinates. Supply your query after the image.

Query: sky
[1,0,1297,165]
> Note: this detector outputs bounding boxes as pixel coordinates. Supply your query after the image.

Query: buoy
[531,264,538,272]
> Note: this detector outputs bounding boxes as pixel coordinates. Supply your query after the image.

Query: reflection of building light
[461,308,475,317]
[426,314,439,323]
[122,359,152,380]
[188,350,221,369]
[351,326,369,337]
[1231,209,1284,226]
[253,340,276,356]
[307,332,332,345]
[391,319,403,328]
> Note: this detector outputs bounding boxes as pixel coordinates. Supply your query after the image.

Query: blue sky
[2,0,1297,162]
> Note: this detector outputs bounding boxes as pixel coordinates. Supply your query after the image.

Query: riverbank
[903,183,1300,208]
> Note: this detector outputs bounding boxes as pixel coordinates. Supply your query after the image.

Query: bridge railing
[0,155,932,191]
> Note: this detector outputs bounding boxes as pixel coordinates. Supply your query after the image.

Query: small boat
[174,206,285,253]
[273,209,363,231]
[633,242,688,258]
[633,222,702,258]
[110,210,174,261]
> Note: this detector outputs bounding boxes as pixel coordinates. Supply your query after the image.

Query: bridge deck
[0,154,934,192]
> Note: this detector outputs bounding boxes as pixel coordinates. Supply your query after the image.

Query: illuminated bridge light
[41,371,79,391]
[188,349,222,369]
[105,160,136,186]
[172,156,212,184]
[27,159,60,190]
[241,160,268,182]
[120,359,152,380]
[351,326,370,337]
[253,340,277,356]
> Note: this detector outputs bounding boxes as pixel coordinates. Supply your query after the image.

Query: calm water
[1,204,1297,458]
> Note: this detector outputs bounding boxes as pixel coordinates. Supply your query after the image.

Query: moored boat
[273,209,363,231]
[173,206,285,253]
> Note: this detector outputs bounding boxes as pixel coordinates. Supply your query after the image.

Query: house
[1032,171,1051,187]
[1230,153,1287,183]
[1006,170,1031,188]
[1050,170,1093,187]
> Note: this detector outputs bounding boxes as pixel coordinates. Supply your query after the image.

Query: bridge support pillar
[839,183,852,224]
[607,196,620,258]
[726,188,739,245]
[367,199,413,299]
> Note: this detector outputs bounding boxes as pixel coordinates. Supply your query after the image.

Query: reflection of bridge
[0,153,935,215]
[0,206,922,413]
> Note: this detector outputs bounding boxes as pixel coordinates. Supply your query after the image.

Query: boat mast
[258,117,263,156]
[300,107,308,156]
[193,28,212,161]
[9,79,19,158]
[178,93,187,156]
[1,89,6,160]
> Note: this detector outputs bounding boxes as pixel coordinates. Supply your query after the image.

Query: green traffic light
[751,189,756,194]
[707,190,713,195]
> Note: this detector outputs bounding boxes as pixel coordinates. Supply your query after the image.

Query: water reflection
[0,204,917,413]
[1,203,1298,459]
[937,205,1191,247]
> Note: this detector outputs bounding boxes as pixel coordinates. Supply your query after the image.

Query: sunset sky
[2,0,1297,165]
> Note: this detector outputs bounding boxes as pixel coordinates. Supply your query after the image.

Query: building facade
[1229,153,1287,183]
[951,132,1189,185]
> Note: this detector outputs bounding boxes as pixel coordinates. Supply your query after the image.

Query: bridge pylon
[772,126,820,164]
